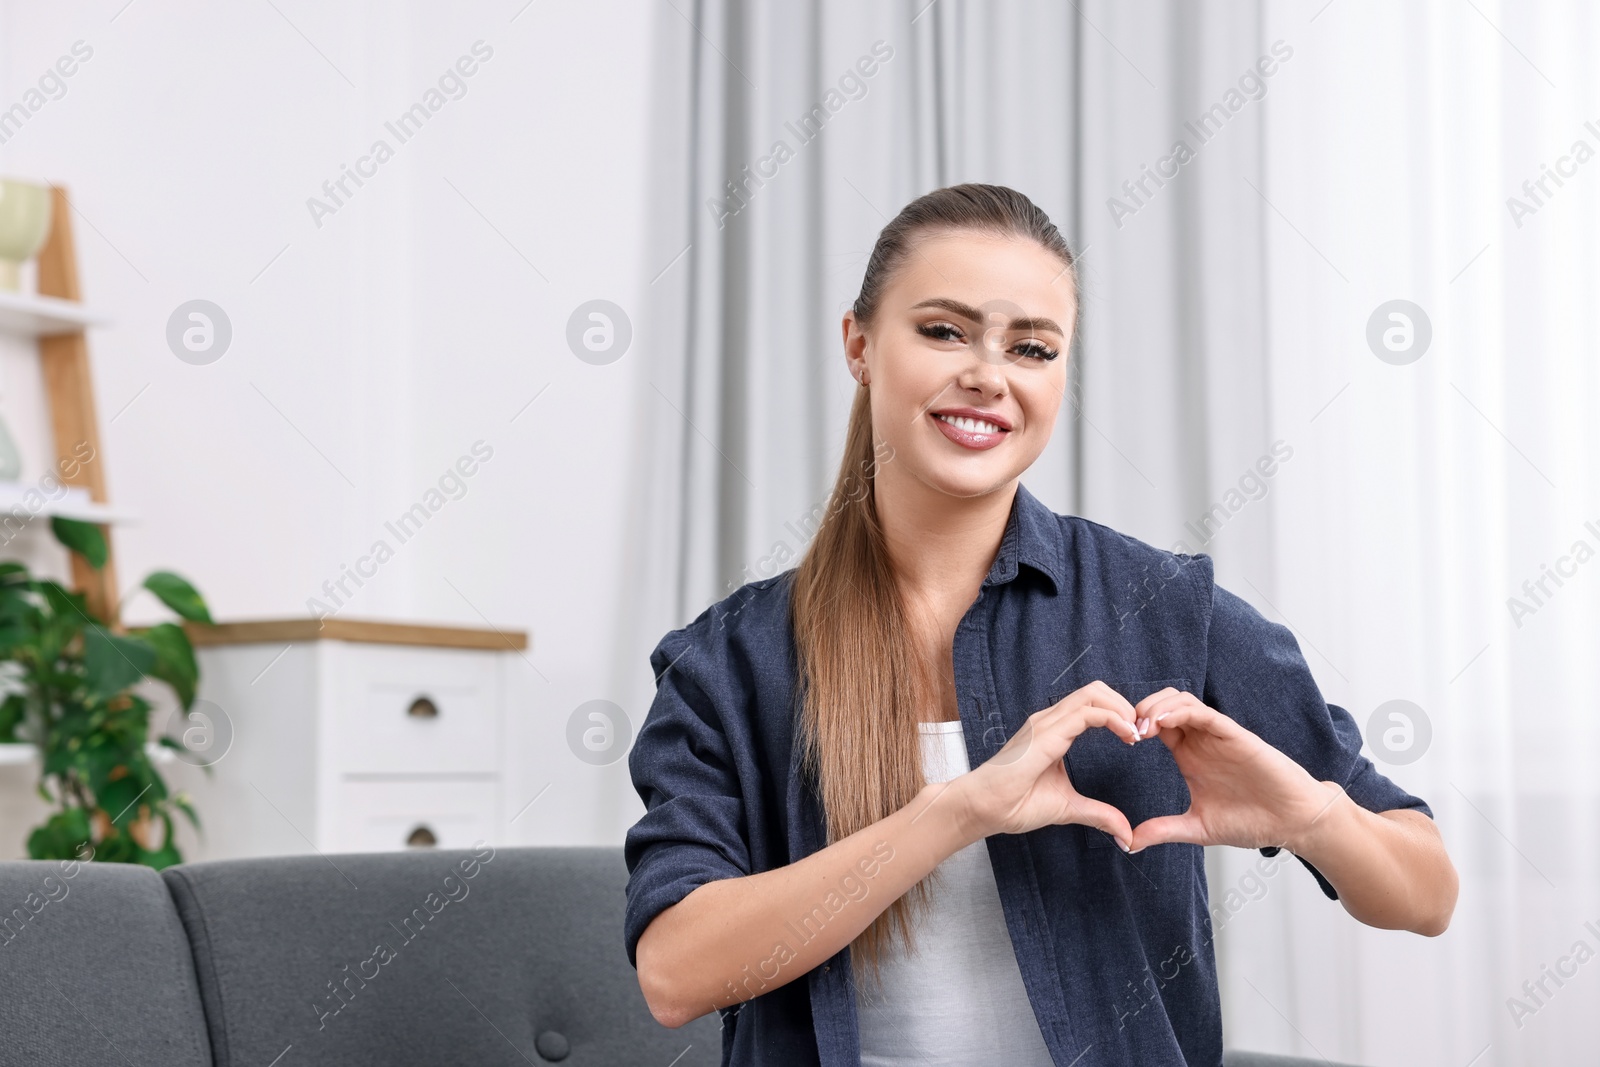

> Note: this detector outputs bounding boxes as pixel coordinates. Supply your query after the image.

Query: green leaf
[36,579,95,641]
[0,693,23,741]
[50,517,108,569]
[40,742,75,777]
[142,572,212,625]
[82,740,126,796]
[26,808,91,861]
[140,841,182,869]
[0,583,36,612]
[172,793,201,831]
[98,775,149,829]
[93,831,139,864]
[0,570,35,594]
[139,622,198,710]
[141,843,182,869]
[83,625,156,702]
[0,620,31,658]
[38,579,89,620]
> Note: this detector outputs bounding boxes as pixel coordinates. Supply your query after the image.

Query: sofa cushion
[161,844,721,1066]
[0,857,213,1067]
[1225,1051,1365,1067]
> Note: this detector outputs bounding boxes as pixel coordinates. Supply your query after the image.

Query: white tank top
[853,720,1056,1066]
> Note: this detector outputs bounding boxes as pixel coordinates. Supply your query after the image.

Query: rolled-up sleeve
[1201,577,1434,901]
[623,627,752,968]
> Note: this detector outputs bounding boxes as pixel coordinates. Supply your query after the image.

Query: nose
[956,347,1008,399]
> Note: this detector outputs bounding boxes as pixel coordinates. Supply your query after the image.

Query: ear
[842,310,868,379]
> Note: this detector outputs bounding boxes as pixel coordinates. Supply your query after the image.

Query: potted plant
[0,516,212,868]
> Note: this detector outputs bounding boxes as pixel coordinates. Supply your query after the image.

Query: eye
[1013,338,1060,361]
[917,321,965,344]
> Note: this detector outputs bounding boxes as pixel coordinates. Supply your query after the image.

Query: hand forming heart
[954,681,1346,855]
[1123,687,1345,854]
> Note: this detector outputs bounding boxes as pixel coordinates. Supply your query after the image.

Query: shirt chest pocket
[1047,677,1193,849]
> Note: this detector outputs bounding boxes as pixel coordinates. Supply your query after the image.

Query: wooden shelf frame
[33,185,121,624]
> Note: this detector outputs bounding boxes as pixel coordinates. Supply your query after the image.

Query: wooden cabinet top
[178,617,528,651]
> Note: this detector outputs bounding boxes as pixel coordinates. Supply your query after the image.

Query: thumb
[1127,812,1206,852]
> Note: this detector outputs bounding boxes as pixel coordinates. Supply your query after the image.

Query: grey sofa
[0,846,1357,1066]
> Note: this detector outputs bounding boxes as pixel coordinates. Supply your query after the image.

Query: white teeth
[935,413,1004,434]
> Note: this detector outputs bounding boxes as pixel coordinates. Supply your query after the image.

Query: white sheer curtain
[630,1,1599,1063]
[1213,3,1599,1064]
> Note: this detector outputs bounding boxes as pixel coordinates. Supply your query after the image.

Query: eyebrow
[908,297,1064,337]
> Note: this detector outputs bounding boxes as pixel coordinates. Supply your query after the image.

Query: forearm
[636,780,978,1027]
[1287,782,1458,935]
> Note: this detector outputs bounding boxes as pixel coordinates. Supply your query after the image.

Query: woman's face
[844,230,1078,500]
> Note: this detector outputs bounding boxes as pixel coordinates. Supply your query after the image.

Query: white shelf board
[0,291,110,337]
[0,482,136,524]
[0,743,35,766]
[0,741,175,766]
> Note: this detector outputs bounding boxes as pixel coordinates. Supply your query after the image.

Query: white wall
[0,0,663,854]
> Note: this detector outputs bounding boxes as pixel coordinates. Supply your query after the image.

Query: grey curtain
[630,0,1278,637]
[622,0,1280,1040]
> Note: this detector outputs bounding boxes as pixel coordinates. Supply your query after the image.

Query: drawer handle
[407,696,439,719]
[406,825,438,847]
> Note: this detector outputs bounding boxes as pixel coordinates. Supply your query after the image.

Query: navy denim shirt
[624,482,1433,1067]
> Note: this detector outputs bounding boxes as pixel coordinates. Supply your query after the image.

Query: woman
[623,184,1457,1067]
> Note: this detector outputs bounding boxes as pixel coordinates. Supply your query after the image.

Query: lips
[931,407,1012,431]
[930,409,1010,451]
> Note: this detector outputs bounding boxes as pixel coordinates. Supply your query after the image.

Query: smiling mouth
[932,413,1008,434]
[930,412,1010,451]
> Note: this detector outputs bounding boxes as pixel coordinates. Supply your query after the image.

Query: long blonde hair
[789,184,1079,984]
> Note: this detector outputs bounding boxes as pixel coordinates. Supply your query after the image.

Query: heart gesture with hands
[953,682,1342,857]
[1125,687,1343,855]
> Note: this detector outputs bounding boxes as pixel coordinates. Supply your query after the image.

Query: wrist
[917,777,985,850]
[1284,780,1357,857]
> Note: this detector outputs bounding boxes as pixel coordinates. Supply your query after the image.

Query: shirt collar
[982,482,1065,595]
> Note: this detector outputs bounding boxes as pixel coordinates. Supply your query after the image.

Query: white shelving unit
[0,290,110,338]
[0,481,134,524]
[0,741,174,766]
[0,283,132,527]
[0,743,36,767]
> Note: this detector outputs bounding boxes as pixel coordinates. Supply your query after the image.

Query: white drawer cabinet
[334,644,503,776]
[333,778,500,852]
[168,618,529,862]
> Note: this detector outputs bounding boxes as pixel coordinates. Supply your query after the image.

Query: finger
[1132,686,1182,737]
[1141,698,1206,755]
[1131,691,1197,747]
[1146,700,1256,760]
[1044,681,1138,727]
[1083,680,1140,732]
[1050,681,1140,739]
[1040,699,1144,759]
[991,699,1139,769]
[1127,812,1207,852]
[1033,693,1142,749]
[1145,698,1239,738]
[1137,689,1198,722]
[1133,686,1181,715]
[1061,699,1143,747]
